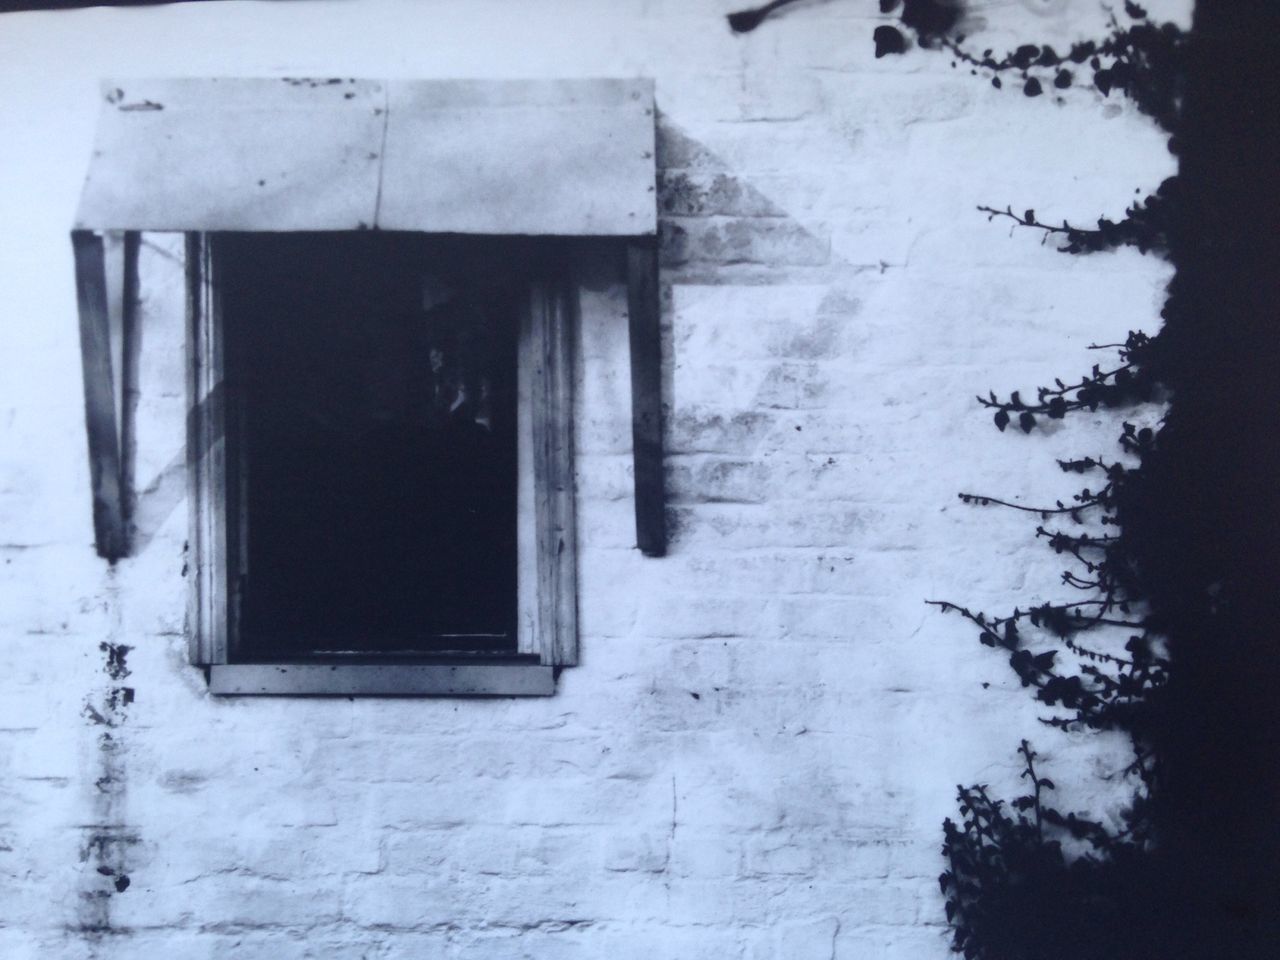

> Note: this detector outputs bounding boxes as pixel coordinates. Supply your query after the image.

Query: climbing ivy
[881,6,1189,951]
[881,4,1188,957]
[723,2,1274,958]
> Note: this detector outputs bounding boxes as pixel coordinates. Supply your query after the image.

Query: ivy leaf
[1024,208,1035,223]
[1070,41,1096,64]
[1003,621,1021,648]
[1019,411,1036,433]
[879,0,901,11]
[1024,77,1043,98]
[874,25,907,58]
[1047,397,1067,419]
[994,409,1010,432]
[1012,44,1040,69]
[1055,69,1073,89]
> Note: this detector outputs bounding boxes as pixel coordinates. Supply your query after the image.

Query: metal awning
[72,76,664,562]
[75,77,657,235]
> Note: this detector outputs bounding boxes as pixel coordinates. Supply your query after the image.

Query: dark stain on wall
[99,642,132,681]
[73,632,139,947]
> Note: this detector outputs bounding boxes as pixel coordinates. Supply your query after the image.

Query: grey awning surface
[75,77,656,235]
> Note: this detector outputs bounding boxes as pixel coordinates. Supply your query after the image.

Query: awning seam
[371,83,391,229]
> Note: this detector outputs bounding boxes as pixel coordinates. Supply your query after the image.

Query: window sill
[208,663,556,697]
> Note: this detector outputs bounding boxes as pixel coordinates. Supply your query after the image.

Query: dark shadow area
[1137,2,1280,955]
[218,233,523,657]
[1,0,225,12]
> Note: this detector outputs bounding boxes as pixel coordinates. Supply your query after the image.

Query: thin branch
[959,489,1112,516]
[978,204,1081,238]
[726,0,804,34]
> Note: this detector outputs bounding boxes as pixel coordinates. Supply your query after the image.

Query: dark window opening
[218,232,524,659]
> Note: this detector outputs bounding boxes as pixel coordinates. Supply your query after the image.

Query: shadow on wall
[125,381,220,558]
[118,116,839,557]
[656,114,833,273]
[652,115,859,546]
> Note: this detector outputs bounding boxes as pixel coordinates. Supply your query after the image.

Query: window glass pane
[220,233,519,657]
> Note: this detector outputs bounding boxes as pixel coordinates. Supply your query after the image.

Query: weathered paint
[75,77,657,235]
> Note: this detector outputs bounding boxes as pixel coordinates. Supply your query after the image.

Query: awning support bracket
[72,229,128,561]
[626,238,666,557]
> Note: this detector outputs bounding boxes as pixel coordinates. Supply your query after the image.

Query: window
[71,78,664,695]
[188,232,575,694]
[223,234,522,660]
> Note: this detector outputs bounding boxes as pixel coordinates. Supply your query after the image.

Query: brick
[657,171,784,218]
[668,501,868,550]
[114,874,343,929]
[601,829,668,873]
[667,406,778,455]
[753,917,841,960]
[671,830,743,879]
[661,217,831,267]
[743,832,818,877]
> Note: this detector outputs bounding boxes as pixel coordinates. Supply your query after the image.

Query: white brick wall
[0,1,1188,956]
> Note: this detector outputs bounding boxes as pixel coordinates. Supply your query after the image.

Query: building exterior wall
[0,1,1185,957]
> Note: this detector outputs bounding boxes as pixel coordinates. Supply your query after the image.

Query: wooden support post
[626,239,666,557]
[72,230,127,561]
[528,278,579,666]
[119,231,141,524]
[185,232,233,667]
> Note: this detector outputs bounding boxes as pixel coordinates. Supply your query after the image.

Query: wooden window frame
[184,232,577,696]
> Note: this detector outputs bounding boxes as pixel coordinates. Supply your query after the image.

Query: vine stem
[725,0,804,33]
[974,362,1137,406]
[1019,740,1044,841]
[959,491,1110,516]
[978,204,1079,237]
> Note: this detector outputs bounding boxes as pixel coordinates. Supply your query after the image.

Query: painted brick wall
[0,1,1188,957]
